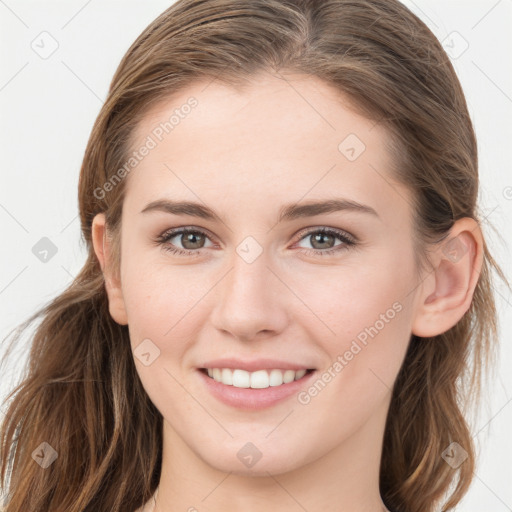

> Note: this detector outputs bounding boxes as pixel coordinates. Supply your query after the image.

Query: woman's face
[100,71,426,476]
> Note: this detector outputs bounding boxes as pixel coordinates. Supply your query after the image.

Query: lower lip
[197,369,316,410]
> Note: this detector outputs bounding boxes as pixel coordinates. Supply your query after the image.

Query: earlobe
[91,213,129,326]
[411,218,483,338]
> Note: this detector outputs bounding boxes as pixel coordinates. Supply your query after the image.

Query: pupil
[312,232,333,249]
[183,232,204,249]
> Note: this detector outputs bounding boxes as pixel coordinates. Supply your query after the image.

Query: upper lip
[198,358,315,372]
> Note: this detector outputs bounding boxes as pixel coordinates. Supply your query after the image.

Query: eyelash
[155,226,357,258]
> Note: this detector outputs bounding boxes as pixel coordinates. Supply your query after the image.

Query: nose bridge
[211,240,288,339]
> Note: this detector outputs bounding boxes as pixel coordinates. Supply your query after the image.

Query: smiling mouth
[199,367,315,389]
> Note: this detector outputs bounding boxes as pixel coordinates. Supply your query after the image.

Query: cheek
[294,256,412,333]
[293,255,414,380]
[293,264,413,441]
[120,254,215,367]
[121,246,186,318]
[121,260,202,410]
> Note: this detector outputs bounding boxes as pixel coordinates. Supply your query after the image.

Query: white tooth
[283,370,295,383]
[295,369,307,380]
[221,368,233,385]
[206,368,308,387]
[250,370,270,389]
[232,369,251,388]
[269,369,284,386]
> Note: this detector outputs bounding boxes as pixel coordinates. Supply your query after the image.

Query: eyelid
[156,224,358,256]
[157,225,217,243]
[293,225,357,245]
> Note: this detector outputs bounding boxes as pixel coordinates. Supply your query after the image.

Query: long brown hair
[1,1,509,510]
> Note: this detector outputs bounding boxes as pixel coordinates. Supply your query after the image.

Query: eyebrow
[140,198,380,222]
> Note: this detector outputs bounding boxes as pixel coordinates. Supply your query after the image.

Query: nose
[210,249,289,342]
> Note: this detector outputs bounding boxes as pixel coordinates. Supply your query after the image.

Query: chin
[199,443,304,476]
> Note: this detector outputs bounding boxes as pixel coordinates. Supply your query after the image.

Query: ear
[91,213,128,326]
[411,217,483,337]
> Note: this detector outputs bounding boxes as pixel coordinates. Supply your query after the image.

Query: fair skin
[92,71,482,512]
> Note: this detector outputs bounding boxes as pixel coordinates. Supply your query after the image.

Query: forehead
[133,71,384,152]
[124,71,409,224]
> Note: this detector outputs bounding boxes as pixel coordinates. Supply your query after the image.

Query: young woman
[1,1,508,511]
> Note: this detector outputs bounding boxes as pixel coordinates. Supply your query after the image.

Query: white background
[0,1,511,510]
